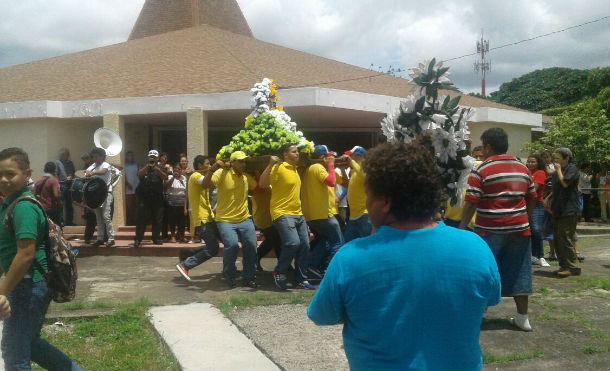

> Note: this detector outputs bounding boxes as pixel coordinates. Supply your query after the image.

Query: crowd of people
[0,126,607,370]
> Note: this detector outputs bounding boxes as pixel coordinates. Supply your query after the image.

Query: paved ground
[37,234,609,370]
[149,303,279,371]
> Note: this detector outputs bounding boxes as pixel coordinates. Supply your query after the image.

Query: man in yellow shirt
[260,144,315,290]
[344,146,372,241]
[201,151,258,288]
[302,145,345,276]
[251,181,281,270]
[175,155,220,282]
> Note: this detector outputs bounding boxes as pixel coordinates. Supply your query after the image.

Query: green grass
[61,300,115,311]
[483,350,544,364]
[581,344,610,354]
[576,276,610,291]
[219,291,316,316]
[36,298,178,371]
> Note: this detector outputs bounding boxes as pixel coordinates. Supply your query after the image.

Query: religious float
[379,58,476,206]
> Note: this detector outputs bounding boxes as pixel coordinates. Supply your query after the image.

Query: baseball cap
[344,146,366,156]
[313,145,329,156]
[230,151,248,161]
[148,150,159,157]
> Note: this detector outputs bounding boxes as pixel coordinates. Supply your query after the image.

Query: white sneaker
[539,257,550,267]
[510,314,533,332]
[531,256,541,266]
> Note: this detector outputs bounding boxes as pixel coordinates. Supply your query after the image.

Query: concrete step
[576,222,610,236]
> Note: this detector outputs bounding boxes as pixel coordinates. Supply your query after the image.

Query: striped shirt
[465,155,536,236]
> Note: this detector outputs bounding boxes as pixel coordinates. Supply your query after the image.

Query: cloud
[0,0,608,95]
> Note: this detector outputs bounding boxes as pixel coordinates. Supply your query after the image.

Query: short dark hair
[193,155,209,169]
[472,145,483,153]
[480,128,508,154]
[90,147,106,158]
[126,150,134,155]
[528,154,545,171]
[280,143,298,156]
[0,147,30,170]
[363,142,441,221]
[44,161,56,174]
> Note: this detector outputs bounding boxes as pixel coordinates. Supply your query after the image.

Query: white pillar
[103,113,126,229]
[186,108,209,160]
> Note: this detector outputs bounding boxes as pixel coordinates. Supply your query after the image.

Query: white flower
[400,95,418,113]
[432,127,458,163]
[380,115,396,142]
[432,114,448,125]
[419,119,439,132]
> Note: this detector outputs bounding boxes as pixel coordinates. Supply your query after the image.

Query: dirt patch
[232,304,348,371]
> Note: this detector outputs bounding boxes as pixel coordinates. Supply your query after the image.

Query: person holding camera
[134,150,167,247]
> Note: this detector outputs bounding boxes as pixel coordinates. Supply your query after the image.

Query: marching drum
[70,177,88,204]
[83,178,109,209]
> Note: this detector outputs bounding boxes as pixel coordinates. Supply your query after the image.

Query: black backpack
[4,196,77,303]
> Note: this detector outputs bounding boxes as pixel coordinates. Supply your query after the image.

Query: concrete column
[102,113,126,229]
[186,108,209,160]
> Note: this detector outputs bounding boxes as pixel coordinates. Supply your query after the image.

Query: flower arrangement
[380,58,475,205]
[217,78,314,159]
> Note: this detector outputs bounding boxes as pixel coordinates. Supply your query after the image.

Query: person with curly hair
[308,141,501,371]
[461,128,537,332]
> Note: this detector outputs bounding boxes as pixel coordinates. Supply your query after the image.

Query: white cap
[148,150,159,157]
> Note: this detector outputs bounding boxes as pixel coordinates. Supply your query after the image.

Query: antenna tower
[474,30,491,96]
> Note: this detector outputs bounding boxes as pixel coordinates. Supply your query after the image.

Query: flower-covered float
[216,78,314,172]
[380,58,475,205]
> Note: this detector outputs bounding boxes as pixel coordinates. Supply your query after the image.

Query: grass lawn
[35,298,179,371]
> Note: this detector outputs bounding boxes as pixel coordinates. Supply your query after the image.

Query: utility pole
[474,30,491,96]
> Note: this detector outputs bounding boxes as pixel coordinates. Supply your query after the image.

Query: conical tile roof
[129,0,253,40]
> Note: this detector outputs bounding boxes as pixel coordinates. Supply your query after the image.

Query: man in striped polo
[460,128,537,332]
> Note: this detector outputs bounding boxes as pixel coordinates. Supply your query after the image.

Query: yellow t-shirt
[302,163,331,221]
[187,172,214,225]
[346,159,367,219]
[328,186,337,216]
[211,168,256,223]
[270,162,302,221]
[252,189,272,229]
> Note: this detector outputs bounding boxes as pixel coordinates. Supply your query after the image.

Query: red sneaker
[175,264,192,281]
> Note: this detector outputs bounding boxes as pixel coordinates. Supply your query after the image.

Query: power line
[442,15,610,62]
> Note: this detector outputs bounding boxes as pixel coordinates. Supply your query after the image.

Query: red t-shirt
[34,176,60,212]
[531,170,546,202]
[465,155,537,236]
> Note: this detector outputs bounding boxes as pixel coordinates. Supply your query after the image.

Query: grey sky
[0,0,608,94]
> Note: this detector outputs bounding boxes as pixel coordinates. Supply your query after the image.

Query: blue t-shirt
[307,222,501,371]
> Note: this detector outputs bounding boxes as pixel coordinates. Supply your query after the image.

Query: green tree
[524,87,610,165]
[490,67,590,112]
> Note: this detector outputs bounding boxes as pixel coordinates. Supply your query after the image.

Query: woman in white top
[165,164,187,242]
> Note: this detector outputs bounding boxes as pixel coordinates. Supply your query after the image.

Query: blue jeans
[482,234,532,297]
[216,219,258,282]
[530,202,545,258]
[344,214,372,242]
[273,215,309,282]
[308,217,344,271]
[2,278,79,371]
[182,222,220,270]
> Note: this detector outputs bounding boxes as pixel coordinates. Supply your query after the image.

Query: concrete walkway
[149,303,280,371]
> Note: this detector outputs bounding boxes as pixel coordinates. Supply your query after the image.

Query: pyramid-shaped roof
[0,2,525,113]
[129,0,252,40]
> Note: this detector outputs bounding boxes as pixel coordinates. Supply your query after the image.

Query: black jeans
[136,197,164,242]
[257,226,282,263]
[167,205,186,240]
[83,208,97,242]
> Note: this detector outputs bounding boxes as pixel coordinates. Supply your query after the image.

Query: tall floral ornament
[217,78,314,159]
[380,59,476,205]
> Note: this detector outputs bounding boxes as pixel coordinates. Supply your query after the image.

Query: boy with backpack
[0,147,82,371]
